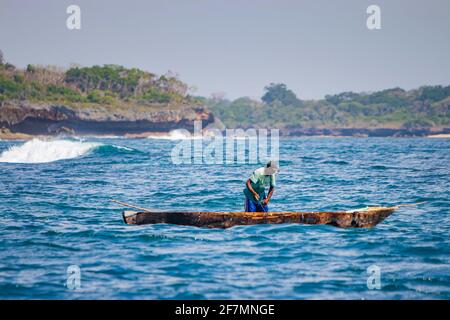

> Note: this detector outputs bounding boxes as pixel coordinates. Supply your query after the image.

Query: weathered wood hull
[122,207,396,229]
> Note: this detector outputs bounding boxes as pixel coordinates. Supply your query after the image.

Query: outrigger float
[112,200,424,229]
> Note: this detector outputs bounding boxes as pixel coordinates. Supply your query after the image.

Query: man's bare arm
[246,179,260,200]
[265,186,275,204]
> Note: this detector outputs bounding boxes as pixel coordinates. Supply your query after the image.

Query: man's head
[263,160,279,175]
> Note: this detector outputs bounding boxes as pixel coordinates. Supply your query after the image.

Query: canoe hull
[122,207,396,229]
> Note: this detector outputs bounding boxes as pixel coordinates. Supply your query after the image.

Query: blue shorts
[244,195,269,212]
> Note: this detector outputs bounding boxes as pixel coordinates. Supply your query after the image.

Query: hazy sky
[1,0,450,100]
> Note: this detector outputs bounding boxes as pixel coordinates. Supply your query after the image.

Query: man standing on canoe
[244,161,279,212]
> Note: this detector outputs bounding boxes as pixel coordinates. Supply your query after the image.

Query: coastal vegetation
[207,83,450,130]
[0,54,191,108]
[0,50,449,134]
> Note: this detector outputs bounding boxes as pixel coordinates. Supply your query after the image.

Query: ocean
[0,136,449,299]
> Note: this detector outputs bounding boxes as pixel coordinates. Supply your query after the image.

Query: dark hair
[266,160,277,168]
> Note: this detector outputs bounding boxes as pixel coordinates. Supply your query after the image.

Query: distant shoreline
[1,129,449,141]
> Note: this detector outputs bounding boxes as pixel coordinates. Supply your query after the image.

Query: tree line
[0,53,191,107]
[206,83,450,129]
[0,49,449,129]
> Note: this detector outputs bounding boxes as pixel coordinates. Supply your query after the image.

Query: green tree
[261,83,302,107]
[26,64,36,73]
[419,85,450,102]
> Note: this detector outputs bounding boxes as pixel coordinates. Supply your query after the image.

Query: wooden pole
[394,201,426,208]
[111,199,159,212]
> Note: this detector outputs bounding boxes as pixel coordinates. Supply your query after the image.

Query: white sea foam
[0,139,101,163]
[112,145,134,151]
[146,129,261,141]
[147,129,201,140]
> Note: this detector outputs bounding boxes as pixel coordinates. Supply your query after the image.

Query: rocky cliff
[279,126,450,137]
[0,102,214,136]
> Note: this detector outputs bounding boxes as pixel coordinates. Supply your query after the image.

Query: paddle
[259,199,269,219]
[260,200,268,213]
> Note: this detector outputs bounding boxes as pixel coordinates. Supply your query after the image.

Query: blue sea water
[0,137,449,299]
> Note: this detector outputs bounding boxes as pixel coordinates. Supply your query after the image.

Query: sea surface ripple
[0,137,449,299]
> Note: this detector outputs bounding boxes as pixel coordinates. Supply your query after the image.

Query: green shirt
[243,167,276,203]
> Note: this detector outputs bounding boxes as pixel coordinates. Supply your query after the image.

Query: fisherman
[244,161,279,212]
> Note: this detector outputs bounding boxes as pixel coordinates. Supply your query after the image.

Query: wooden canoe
[121,206,397,229]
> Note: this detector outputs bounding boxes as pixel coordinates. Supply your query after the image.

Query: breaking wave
[146,129,258,140]
[0,139,101,163]
[95,144,140,155]
[147,130,202,140]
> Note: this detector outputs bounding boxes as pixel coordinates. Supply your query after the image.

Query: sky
[1,0,450,100]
